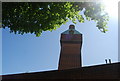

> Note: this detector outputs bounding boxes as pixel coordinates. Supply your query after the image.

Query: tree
[2,2,109,37]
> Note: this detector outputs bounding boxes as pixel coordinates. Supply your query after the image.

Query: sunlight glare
[101,0,119,18]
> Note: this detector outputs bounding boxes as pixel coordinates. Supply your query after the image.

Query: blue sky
[2,2,118,75]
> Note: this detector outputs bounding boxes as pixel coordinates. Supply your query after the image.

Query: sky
[1,1,119,75]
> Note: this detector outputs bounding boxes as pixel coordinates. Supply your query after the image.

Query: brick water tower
[58,25,83,70]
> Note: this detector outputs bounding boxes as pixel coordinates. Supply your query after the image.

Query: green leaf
[2,2,109,37]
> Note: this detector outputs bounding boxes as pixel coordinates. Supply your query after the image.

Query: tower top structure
[62,25,82,34]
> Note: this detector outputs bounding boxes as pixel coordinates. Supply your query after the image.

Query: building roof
[62,29,82,34]
[1,62,120,80]
[62,25,82,34]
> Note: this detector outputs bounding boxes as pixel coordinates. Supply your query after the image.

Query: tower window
[69,30,74,34]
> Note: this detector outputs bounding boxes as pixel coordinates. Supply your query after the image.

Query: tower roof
[62,25,82,34]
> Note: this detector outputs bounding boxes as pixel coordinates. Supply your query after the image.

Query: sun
[101,0,119,18]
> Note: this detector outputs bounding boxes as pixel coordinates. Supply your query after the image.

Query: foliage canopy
[2,2,109,36]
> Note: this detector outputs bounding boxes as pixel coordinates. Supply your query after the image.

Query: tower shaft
[58,25,82,70]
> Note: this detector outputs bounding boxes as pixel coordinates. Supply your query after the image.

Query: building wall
[58,34,82,70]
[2,62,120,80]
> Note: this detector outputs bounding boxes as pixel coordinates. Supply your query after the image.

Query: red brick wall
[58,34,82,70]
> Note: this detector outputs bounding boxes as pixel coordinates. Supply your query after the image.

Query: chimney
[58,25,83,70]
